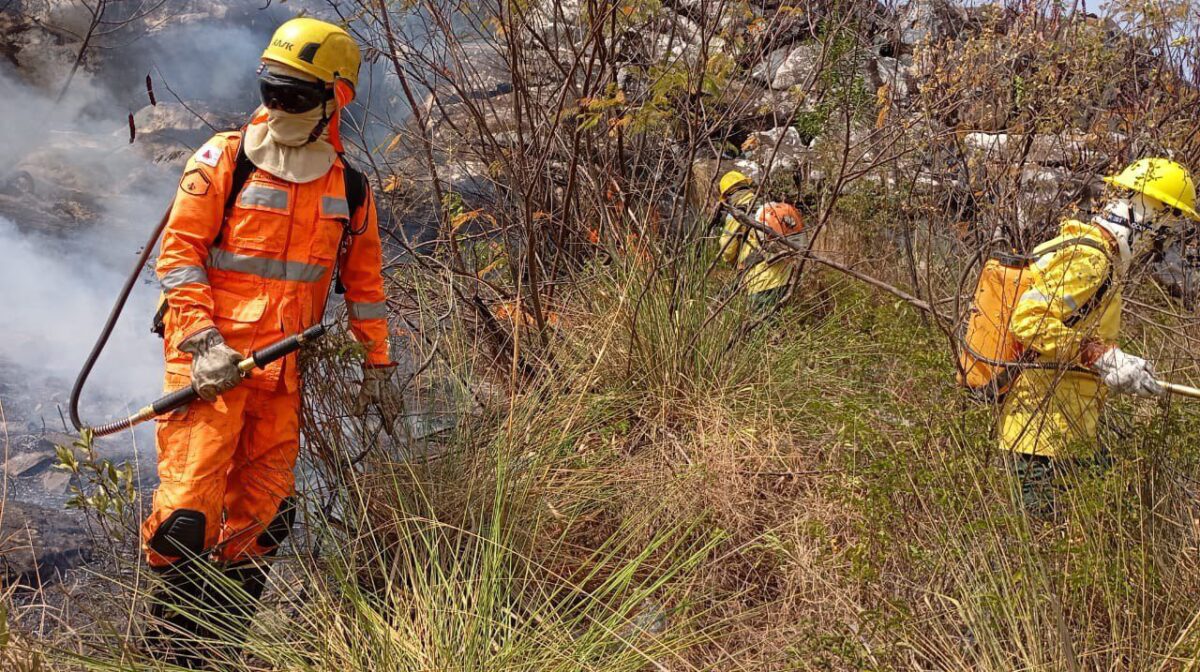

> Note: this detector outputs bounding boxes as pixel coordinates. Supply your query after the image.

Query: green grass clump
[15,245,1200,671]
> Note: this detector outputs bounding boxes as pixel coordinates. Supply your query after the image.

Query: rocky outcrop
[1,500,93,590]
[742,126,812,174]
[128,102,242,165]
[378,0,1197,287]
[1152,245,1200,306]
[898,0,967,50]
[876,55,915,99]
[962,132,1111,169]
[752,44,822,91]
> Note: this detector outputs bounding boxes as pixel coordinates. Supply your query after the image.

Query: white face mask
[1096,195,1171,264]
[1128,194,1167,233]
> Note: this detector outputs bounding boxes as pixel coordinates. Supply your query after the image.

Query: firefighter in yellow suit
[717,171,804,307]
[1000,158,1199,512]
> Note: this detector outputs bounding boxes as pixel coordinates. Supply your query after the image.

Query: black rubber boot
[143,559,219,669]
[197,560,272,666]
[1010,453,1057,520]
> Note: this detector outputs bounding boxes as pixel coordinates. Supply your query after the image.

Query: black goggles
[257,71,332,114]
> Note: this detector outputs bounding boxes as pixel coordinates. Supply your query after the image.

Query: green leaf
[54,443,75,469]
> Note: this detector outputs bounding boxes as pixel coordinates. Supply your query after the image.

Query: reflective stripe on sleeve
[321,196,350,218]
[239,184,289,210]
[348,300,388,320]
[1062,294,1079,311]
[208,248,328,283]
[1018,289,1051,305]
[159,265,209,290]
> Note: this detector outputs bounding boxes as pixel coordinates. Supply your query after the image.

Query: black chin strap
[1102,206,1157,246]
[307,104,330,145]
[1102,209,1133,229]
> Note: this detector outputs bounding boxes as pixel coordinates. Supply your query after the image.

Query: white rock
[964,132,1108,166]
[42,469,73,494]
[963,132,1010,155]
[646,32,702,63]
[745,126,811,173]
[899,0,965,46]
[1021,166,1073,193]
[526,0,583,33]
[732,159,765,182]
[876,56,913,99]
[752,44,821,90]
[26,0,97,40]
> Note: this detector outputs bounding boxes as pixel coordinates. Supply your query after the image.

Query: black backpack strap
[151,296,169,337]
[225,133,256,213]
[209,131,256,251]
[332,156,370,295]
[343,160,367,221]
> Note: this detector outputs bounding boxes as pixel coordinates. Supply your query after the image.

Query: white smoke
[0,69,171,428]
[0,216,162,407]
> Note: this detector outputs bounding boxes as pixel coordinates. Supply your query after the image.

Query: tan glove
[179,328,244,402]
[355,365,404,435]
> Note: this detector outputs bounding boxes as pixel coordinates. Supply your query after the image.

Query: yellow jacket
[719,191,793,295]
[998,219,1121,457]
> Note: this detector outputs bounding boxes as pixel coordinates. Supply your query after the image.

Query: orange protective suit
[143,130,392,567]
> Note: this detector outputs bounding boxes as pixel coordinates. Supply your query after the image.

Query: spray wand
[1159,381,1200,400]
[87,324,327,437]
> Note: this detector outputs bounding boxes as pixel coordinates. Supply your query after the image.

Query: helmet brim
[1104,174,1200,221]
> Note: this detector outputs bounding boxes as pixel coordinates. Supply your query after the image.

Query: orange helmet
[755,202,804,237]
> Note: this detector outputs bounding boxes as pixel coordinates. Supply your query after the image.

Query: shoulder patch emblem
[180,169,211,196]
[194,143,223,167]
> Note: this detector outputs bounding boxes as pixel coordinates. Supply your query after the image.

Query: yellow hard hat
[719,170,752,196]
[1104,158,1198,221]
[262,18,361,91]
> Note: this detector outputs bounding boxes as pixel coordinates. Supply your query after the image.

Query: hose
[87,324,328,437]
[69,204,174,433]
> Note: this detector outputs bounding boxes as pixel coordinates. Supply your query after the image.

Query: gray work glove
[1091,347,1165,398]
[179,328,244,402]
[355,365,404,435]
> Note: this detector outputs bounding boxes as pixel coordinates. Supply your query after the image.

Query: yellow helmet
[1104,158,1198,221]
[262,18,361,91]
[719,170,752,196]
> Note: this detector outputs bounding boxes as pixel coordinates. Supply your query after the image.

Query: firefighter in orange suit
[142,18,399,665]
